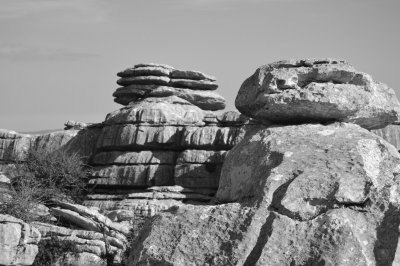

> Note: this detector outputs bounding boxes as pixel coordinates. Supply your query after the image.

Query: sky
[0,0,399,132]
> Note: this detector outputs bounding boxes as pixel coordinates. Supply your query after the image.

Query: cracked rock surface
[235,58,400,130]
[130,123,400,265]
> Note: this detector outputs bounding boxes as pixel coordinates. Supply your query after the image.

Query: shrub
[0,149,89,222]
[22,149,89,203]
[0,174,44,222]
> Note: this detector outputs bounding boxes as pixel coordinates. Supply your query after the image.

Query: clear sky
[0,0,399,132]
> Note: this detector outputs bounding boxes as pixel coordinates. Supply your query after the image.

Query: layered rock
[32,201,129,265]
[0,214,41,266]
[236,58,400,129]
[130,60,400,266]
[86,96,257,214]
[113,64,225,111]
[0,126,101,164]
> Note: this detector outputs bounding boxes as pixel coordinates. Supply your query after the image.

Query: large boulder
[235,59,400,130]
[130,123,400,265]
[0,214,41,266]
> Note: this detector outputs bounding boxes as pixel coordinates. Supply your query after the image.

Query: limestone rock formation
[130,60,400,266]
[0,126,101,164]
[113,64,225,111]
[236,58,400,129]
[32,201,129,265]
[0,214,41,266]
[87,97,255,196]
[131,123,400,266]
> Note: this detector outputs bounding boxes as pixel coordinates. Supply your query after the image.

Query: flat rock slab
[113,85,226,111]
[235,58,400,130]
[106,96,205,126]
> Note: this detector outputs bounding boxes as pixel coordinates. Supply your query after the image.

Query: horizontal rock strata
[113,64,225,110]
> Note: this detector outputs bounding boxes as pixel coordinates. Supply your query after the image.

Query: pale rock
[0,214,41,266]
[89,164,174,187]
[170,69,216,81]
[131,123,400,265]
[117,75,170,86]
[91,150,177,165]
[105,96,205,125]
[236,59,400,129]
[117,66,172,78]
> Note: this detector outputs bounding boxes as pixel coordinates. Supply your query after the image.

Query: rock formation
[85,65,258,222]
[0,214,41,266]
[130,59,400,266]
[236,58,400,130]
[113,63,225,111]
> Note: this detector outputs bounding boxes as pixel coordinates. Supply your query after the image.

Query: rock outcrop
[0,214,41,266]
[113,64,226,111]
[130,59,400,266]
[236,58,400,130]
[0,126,101,164]
[32,201,129,265]
[84,66,258,218]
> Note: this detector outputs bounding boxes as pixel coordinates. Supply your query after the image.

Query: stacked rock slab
[130,59,400,266]
[86,96,257,215]
[84,64,259,221]
[113,63,226,111]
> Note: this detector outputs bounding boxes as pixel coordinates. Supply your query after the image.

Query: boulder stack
[130,59,400,266]
[86,65,259,214]
[113,63,226,111]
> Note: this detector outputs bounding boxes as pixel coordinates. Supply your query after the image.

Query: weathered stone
[217,110,250,126]
[91,150,177,165]
[117,75,170,86]
[64,120,88,130]
[236,59,400,129]
[105,96,205,125]
[113,85,226,111]
[0,214,41,266]
[0,129,32,162]
[170,69,216,81]
[131,123,400,265]
[176,150,227,164]
[133,63,174,69]
[174,163,222,189]
[84,198,184,216]
[89,165,174,187]
[96,124,182,151]
[372,123,400,151]
[117,66,172,78]
[33,222,124,264]
[169,78,218,90]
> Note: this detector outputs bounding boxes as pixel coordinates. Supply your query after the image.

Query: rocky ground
[1,59,400,265]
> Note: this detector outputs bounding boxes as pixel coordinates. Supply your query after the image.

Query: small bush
[0,174,44,222]
[0,149,89,222]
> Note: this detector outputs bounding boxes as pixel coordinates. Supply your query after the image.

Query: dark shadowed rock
[236,59,400,130]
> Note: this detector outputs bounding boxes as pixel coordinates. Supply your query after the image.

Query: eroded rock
[236,59,400,129]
